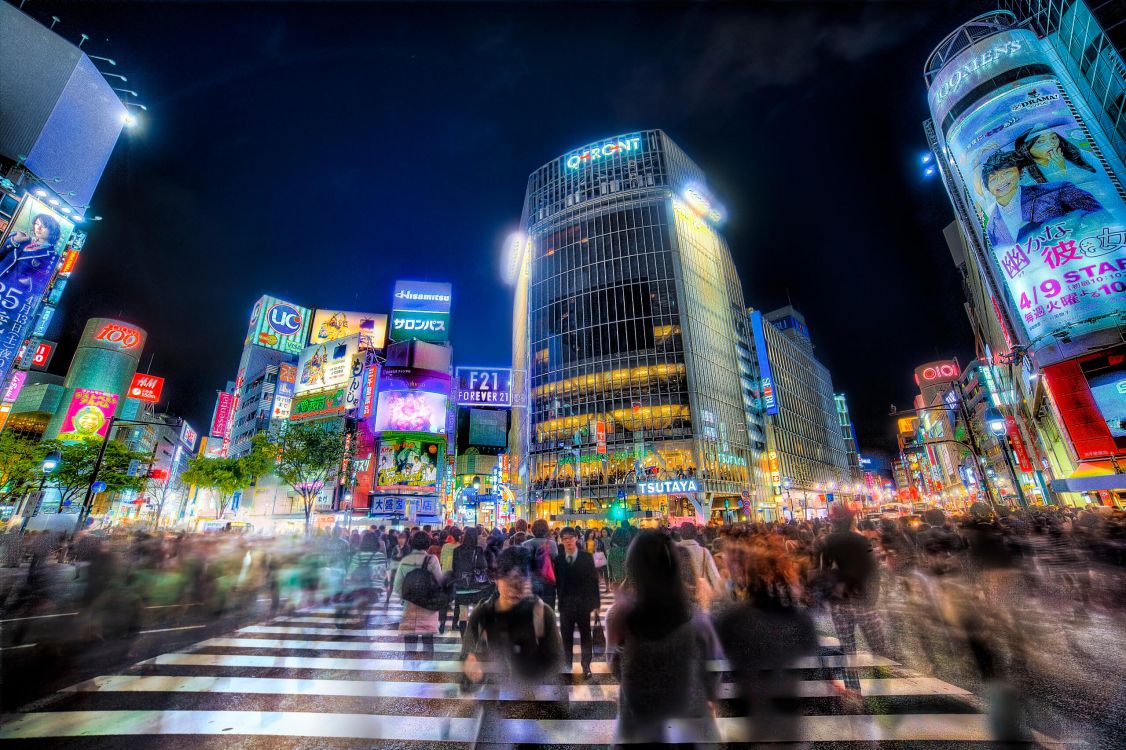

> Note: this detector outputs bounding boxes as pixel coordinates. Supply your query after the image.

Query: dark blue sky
[31,0,990,451]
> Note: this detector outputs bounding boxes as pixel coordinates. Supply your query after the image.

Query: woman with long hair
[1014,126,1096,184]
[606,530,721,745]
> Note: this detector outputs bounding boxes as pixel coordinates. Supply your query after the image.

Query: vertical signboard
[0,196,75,379]
[750,310,780,415]
[210,391,235,437]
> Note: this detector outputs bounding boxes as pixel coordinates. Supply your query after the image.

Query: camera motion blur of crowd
[3,501,1125,745]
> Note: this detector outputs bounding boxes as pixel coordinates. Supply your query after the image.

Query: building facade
[834,392,863,481]
[924,8,1126,507]
[512,130,756,524]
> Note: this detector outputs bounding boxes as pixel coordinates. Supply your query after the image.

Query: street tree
[147,471,186,529]
[181,433,273,520]
[53,440,150,513]
[270,420,350,534]
[0,432,50,502]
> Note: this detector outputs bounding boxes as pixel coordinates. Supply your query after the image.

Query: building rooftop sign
[565,135,642,170]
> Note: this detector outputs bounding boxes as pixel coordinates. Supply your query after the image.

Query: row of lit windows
[532,363,686,398]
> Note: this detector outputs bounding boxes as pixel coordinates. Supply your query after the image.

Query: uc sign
[267,303,304,336]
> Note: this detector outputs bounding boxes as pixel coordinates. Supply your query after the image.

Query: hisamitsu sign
[636,479,700,495]
[456,367,512,407]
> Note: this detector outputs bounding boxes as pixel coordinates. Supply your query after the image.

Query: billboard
[1088,364,1125,440]
[128,373,165,403]
[210,391,234,437]
[245,295,311,355]
[374,390,448,434]
[935,37,1126,359]
[392,280,452,313]
[58,388,118,442]
[3,370,27,402]
[468,408,508,447]
[310,309,387,350]
[0,196,75,378]
[749,310,779,415]
[389,309,450,344]
[290,386,346,421]
[180,421,198,451]
[456,367,512,407]
[30,340,54,370]
[277,363,297,399]
[377,437,441,489]
[295,334,360,395]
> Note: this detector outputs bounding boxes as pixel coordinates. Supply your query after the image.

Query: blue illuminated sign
[750,310,780,416]
[565,135,642,170]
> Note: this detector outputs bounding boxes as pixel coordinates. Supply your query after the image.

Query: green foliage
[53,439,150,508]
[181,434,273,518]
[0,433,51,499]
[269,420,350,531]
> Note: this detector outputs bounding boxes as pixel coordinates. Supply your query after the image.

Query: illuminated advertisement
[181,421,198,451]
[0,196,75,378]
[3,370,27,402]
[310,309,387,350]
[750,311,779,415]
[636,478,700,495]
[295,334,360,394]
[1088,365,1125,439]
[210,391,235,437]
[86,320,145,353]
[374,390,448,433]
[377,437,441,489]
[271,393,292,421]
[30,340,55,370]
[277,363,297,399]
[361,364,379,419]
[58,388,118,442]
[456,367,512,407]
[389,309,450,344]
[245,295,311,355]
[936,36,1126,357]
[392,280,452,313]
[128,373,165,403]
[564,135,643,171]
[290,387,347,421]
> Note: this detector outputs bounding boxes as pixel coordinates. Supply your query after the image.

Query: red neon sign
[129,373,165,403]
[94,324,142,350]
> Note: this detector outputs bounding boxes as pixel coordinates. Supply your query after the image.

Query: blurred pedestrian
[394,530,447,653]
[555,526,600,678]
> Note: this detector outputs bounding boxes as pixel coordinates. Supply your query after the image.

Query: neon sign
[565,136,642,170]
[95,323,142,350]
[922,363,958,381]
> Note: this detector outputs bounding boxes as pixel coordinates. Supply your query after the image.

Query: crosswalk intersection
[0,589,1009,746]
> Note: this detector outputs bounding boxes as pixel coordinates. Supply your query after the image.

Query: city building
[748,306,854,519]
[834,392,863,481]
[511,130,756,525]
[924,8,1126,507]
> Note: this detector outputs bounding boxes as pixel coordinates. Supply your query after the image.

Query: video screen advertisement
[373,366,450,434]
[295,334,360,395]
[1042,346,1125,459]
[456,407,509,455]
[377,437,441,490]
[245,295,311,355]
[930,30,1126,365]
[0,196,75,379]
[310,309,388,350]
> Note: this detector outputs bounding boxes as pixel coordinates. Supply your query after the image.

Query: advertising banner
[377,437,441,489]
[1005,415,1033,473]
[3,370,26,402]
[295,334,360,395]
[456,367,512,407]
[1087,364,1125,440]
[181,421,197,452]
[210,392,234,437]
[128,373,165,403]
[945,76,1126,356]
[361,364,379,419]
[344,355,364,412]
[392,280,452,313]
[0,196,75,379]
[58,388,118,442]
[374,390,448,433]
[30,340,55,370]
[750,310,779,415]
[271,393,292,421]
[245,295,311,355]
[389,309,450,344]
[310,310,387,350]
[277,363,297,399]
[353,418,376,509]
[290,387,346,421]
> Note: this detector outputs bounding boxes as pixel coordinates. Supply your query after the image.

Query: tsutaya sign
[565,136,643,170]
[636,478,701,495]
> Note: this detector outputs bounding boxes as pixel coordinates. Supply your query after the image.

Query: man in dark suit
[555,526,600,679]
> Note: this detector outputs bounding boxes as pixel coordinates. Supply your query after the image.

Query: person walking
[393,531,447,655]
[607,530,721,745]
[449,527,492,634]
[676,522,724,610]
[521,519,558,610]
[554,526,600,679]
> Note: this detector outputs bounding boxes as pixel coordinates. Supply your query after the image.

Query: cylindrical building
[44,318,146,441]
[511,130,755,524]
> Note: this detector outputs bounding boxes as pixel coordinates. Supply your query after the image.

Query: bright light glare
[501,231,525,286]
[122,112,138,127]
[48,198,60,206]
[924,166,936,176]
[34,189,47,197]
[60,206,72,214]
[922,153,932,163]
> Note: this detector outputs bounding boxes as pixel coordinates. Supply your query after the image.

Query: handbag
[593,550,607,568]
[592,612,606,650]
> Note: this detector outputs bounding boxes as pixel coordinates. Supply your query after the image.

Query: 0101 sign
[456,367,512,407]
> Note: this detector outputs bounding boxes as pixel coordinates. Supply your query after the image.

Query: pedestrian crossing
[0,587,1004,746]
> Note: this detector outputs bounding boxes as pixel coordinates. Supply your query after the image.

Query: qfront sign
[456,367,512,407]
[565,135,643,170]
[636,478,700,495]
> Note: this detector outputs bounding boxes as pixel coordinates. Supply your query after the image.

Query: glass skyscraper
[511,130,756,524]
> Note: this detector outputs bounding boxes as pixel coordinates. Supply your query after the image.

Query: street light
[985,407,1028,508]
[20,449,61,531]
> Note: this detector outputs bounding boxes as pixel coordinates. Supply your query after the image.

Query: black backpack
[401,555,447,611]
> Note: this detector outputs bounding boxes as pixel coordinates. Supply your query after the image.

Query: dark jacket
[460,594,563,683]
[987,180,1102,245]
[554,548,600,612]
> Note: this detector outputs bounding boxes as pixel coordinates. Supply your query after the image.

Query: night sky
[28,0,993,453]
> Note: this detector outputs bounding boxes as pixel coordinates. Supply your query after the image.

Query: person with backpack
[521,519,558,610]
[393,531,449,653]
[448,527,493,634]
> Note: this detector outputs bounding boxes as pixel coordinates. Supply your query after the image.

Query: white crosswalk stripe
[0,589,996,745]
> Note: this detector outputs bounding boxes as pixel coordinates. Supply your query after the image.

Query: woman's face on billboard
[1029,131,1061,162]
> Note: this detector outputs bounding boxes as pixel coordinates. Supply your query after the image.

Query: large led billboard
[930,29,1126,362]
[295,334,360,395]
[1088,365,1125,440]
[377,437,441,489]
[290,386,347,421]
[0,196,75,378]
[310,309,387,350]
[58,388,118,442]
[245,295,311,355]
[374,390,448,433]
[468,408,508,447]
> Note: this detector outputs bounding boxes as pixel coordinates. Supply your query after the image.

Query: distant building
[834,393,862,481]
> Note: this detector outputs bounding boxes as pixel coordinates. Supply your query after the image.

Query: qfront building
[925,7,1126,507]
[511,130,757,524]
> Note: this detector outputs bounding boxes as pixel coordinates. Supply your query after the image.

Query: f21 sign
[456,367,512,407]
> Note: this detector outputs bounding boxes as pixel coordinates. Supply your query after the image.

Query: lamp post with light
[986,407,1028,508]
[19,449,61,531]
